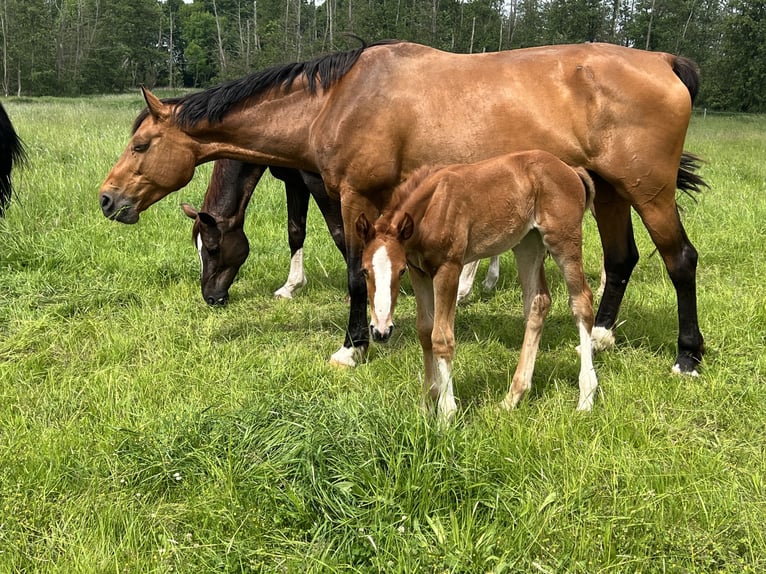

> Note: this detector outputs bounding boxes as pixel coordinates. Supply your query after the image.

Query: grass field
[1,95,765,573]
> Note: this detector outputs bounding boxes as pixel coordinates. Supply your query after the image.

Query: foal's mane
[132,39,401,132]
[376,165,440,230]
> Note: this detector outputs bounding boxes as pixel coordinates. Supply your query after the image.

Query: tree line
[1,0,764,111]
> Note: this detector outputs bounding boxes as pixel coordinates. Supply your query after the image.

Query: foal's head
[356,213,413,342]
[181,204,249,306]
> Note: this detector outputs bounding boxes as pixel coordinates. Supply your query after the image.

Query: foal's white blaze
[195,233,204,277]
[370,245,394,334]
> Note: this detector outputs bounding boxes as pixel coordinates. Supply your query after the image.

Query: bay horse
[356,151,598,421]
[99,40,707,373]
[0,102,26,216]
[180,159,347,305]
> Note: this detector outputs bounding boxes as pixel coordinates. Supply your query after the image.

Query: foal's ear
[141,86,170,121]
[181,203,199,220]
[355,213,375,244]
[398,213,414,241]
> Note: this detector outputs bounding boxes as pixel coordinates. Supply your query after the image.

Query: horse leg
[457,260,481,302]
[501,232,550,410]
[273,176,310,299]
[634,199,704,375]
[430,262,462,423]
[329,192,376,367]
[482,255,501,292]
[591,183,639,351]
[409,266,438,415]
[308,178,347,263]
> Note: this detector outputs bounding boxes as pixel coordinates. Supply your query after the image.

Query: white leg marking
[576,322,598,411]
[329,345,366,368]
[672,364,700,377]
[274,248,307,299]
[435,357,457,424]
[457,260,480,303]
[590,326,616,352]
[482,256,500,291]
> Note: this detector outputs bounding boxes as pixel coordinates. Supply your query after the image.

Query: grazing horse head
[356,212,413,342]
[100,90,198,223]
[181,159,264,306]
[0,102,27,216]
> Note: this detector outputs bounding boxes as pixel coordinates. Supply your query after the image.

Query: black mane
[132,39,401,131]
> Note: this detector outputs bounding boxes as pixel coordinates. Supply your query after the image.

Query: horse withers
[180,160,346,306]
[356,150,598,422]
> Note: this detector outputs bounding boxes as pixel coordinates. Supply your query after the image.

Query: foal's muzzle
[370,324,394,343]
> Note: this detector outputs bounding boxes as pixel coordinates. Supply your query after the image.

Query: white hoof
[273,278,307,299]
[671,364,700,377]
[329,345,366,368]
[591,326,615,352]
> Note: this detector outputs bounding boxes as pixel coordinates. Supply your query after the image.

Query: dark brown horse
[180,159,346,305]
[357,151,597,421]
[0,102,26,216]
[99,40,707,372]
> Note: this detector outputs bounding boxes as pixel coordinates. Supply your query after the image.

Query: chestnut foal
[357,150,598,422]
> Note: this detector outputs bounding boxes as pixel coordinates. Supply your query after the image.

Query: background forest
[1,0,764,112]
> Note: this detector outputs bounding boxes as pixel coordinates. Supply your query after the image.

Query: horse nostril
[206,296,217,306]
[100,192,113,210]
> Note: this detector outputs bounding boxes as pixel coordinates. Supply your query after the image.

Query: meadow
[0,95,764,573]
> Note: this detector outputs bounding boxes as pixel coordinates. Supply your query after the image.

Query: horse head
[356,212,413,342]
[181,203,249,306]
[100,87,197,224]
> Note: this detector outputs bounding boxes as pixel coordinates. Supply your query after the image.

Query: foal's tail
[677,151,709,201]
[0,102,26,217]
[573,167,596,212]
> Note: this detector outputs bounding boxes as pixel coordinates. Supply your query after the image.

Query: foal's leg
[547,240,598,411]
[274,176,311,299]
[591,184,639,351]
[409,267,438,415]
[430,263,462,423]
[501,232,550,410]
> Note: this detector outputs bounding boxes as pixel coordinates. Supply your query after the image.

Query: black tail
[0,102,26,216]
[677,151,708,202]
[673,56,700,104]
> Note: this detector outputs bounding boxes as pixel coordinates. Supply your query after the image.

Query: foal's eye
[361,268,369,277]
[132,142,150,153]
[399,268,406,277]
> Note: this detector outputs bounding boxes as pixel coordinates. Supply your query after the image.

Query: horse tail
[677,151,709,201]
[0,102,26,216]
[573,166,596,212]
[672,55,700,104]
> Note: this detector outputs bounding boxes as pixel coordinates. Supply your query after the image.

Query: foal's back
[409,150,592,264]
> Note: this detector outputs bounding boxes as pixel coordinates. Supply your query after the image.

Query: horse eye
[361,268,369,277]
[399,268,406,277]
[133,142,149,153]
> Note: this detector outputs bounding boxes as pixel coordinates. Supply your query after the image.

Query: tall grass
[0,95,764,573]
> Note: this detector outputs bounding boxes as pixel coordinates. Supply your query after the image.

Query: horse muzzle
[99,189,139,224]
[205,292,230,307]
[370,324,394,343]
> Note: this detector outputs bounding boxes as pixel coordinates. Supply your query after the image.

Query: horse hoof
[590,326,615,352]
[329,345,366,368]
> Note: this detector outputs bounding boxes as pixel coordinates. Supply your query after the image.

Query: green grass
[1,95,765,573]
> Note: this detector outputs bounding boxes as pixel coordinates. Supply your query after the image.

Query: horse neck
[191,90,327,171]
[201,160,265,220]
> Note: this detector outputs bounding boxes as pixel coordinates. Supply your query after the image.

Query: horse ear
[398,213,414,241]
[198,211,218,228]
[141,85,169,121]
[181,203,198,220]
[355,213,375,244]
